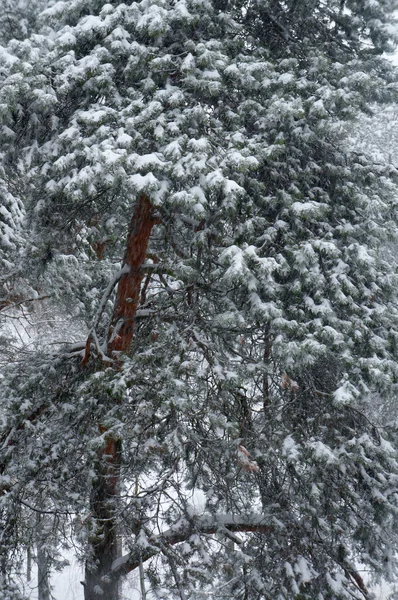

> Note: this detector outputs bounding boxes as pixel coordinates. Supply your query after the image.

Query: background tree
[0,0,50,46]
[1,1,398,599]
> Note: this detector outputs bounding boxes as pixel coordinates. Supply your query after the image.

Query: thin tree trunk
[117,529,123,599]
[37,544,51,600]
[84,194,159,600]
[263,330,271,411]
[26,547,32,583]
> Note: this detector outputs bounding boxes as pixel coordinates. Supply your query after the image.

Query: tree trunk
[37,544,50,600]
[84,433,122,600]
[26,546,32,583]
[107,193,160,356]
[84,194,158,600]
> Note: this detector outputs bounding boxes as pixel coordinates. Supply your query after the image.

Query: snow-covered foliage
[349,103,398,168]
[0,0,50,45]
[1,0,398,599]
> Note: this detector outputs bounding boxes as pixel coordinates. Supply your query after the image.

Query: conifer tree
[1,1,398,600]
[0,0,49,45]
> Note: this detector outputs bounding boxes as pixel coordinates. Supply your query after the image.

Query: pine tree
[1,1,398,599]
[349,103,398,168]
[0,0,49,45]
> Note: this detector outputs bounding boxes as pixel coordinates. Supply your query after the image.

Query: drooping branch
[105,513,369,598]
[106,194,160,356]
[109,513,270,581]
[0,294,50,313]
[0,403,49,493]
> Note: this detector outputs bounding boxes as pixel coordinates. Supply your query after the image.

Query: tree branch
[109,513,270,581]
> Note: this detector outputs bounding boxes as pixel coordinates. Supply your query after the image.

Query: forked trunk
[84,195,158,600]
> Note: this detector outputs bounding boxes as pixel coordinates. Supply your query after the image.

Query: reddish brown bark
[85,194,159,600]
[107,194,160,356]
[91,241,106,260]
[97,425,122,498]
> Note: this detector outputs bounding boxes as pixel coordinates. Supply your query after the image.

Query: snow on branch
[109,513,270,580]
[92,265,130,333]
[105,513,370,597]
[80,265,130,365]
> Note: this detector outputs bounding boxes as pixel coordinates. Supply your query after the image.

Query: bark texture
[37,544,51,600]
[107,193,159,355]
[84,433,122,600]
[84,194,158,600]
